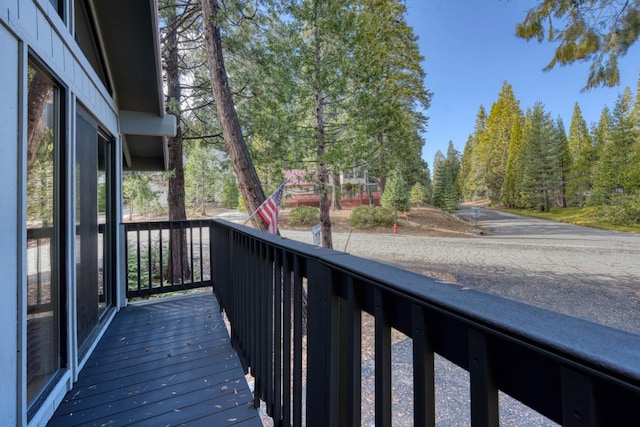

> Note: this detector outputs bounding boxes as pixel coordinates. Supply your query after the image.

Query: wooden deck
[48,293,261,426]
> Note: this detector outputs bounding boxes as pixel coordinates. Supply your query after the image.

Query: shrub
[349,206,395,228]
[237,193,247,212]
[598,193,640,226]
[288,206,319,226]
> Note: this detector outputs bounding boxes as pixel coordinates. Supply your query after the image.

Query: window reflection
[26,63,62,407]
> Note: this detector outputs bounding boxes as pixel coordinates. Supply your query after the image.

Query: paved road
[281,208,640,334]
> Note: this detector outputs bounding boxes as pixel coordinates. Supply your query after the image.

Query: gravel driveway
[279,209,640,426]
[282,208,640,334]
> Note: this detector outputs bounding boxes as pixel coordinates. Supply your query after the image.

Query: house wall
[0,1,125,425]
[0,22,21,427]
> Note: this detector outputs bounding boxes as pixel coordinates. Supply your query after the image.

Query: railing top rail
[123,219,209,230]
[212,218,640,387]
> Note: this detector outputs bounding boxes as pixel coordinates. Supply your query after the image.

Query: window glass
[26,61,63,410]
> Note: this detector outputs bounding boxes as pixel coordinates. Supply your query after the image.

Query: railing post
[412,303,435,427]
[561,367,597,427]
[306,259,344,427]
[469,328,499,427]
[374,288,392,427]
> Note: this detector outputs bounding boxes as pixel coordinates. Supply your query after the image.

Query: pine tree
[590,107,614,205]
[503,114,524,207]
[592,88,637,204]
[351,0,431,190]
[566,103,593,205]
[431,142,461,212]
[554,117,572,207]
[516,1,640,89]
[220,172,239,209]
[185,142,221,215]
[409,182,427,207]
[431,150,446,209]
[123,173,158,221]
[380,168,410,213]
[458,105,487,200]
[474,82,522,203]
[521,103,558,211]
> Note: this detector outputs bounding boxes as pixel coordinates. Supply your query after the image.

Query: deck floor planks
[48,293,261,426]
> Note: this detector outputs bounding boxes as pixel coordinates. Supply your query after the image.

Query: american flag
[256,184,284,234]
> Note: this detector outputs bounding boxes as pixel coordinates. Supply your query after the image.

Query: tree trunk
[331,170,342,210]
[313,9,333,249]
[199,0,267,231]
[377,132,387,192]
[27,72,53,171]
[164,9,190,282]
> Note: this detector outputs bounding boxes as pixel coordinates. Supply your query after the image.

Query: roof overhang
[90,0,174,170]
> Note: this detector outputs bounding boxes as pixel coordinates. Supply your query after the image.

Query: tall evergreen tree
[431,142,461,212]
[351,0,431,190]
[566,103,593,205]
[474,82,522,203]
[521,103,559,211]
[431,150,446,209]
[160,0,196,281]
[503,113,524,207]
[199,0,269,232]
[381,168,410,213]
[589,107,614,204]
[592,88,637,203]
[185,142,221,215]
[554,117,572,207]
[458,105,487,200]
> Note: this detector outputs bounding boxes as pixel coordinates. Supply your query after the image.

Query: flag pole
[242,177,290,226]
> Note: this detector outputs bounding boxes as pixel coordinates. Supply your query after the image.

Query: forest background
[117,0,640,248]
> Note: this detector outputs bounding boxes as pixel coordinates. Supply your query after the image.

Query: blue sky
[404,0,640,170]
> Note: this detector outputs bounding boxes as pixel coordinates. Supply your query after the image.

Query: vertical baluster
[188,221,194,287]
[412,304,435,427]
[159,223,164,288]
[168,221,174,287]
[199,221,204,283]
[346,277,362,426]
[179,221,185,287]
[293,255,303,426]
[147,222,152,291]
[124,226,129,297]
[374,288,392,427]
[282,252,292,427]
[273,248,282,423]
[266,245,275,418]
[468,328,498,427]
[136,223,141,295]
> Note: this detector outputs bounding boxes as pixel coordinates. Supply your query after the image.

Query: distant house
[282,168,381,207]
[0,1,175,425]
[283,169,318,194]
[340,166,381,195]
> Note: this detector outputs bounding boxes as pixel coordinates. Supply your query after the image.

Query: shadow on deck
[48,292,261,426]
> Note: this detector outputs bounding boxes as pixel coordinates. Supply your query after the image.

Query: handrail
[211,218,640,426]
[124,220,212,298]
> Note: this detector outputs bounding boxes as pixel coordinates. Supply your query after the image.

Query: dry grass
[279,205,479,237]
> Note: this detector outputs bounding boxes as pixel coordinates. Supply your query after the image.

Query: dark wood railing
[124,220,212,298]
[210,219,640,427]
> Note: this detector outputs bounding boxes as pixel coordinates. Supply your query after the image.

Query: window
[49,0,64,19]
[76,109,116,358]
[26,60,66,415]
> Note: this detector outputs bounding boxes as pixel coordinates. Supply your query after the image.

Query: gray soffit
[90,0,174,170]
